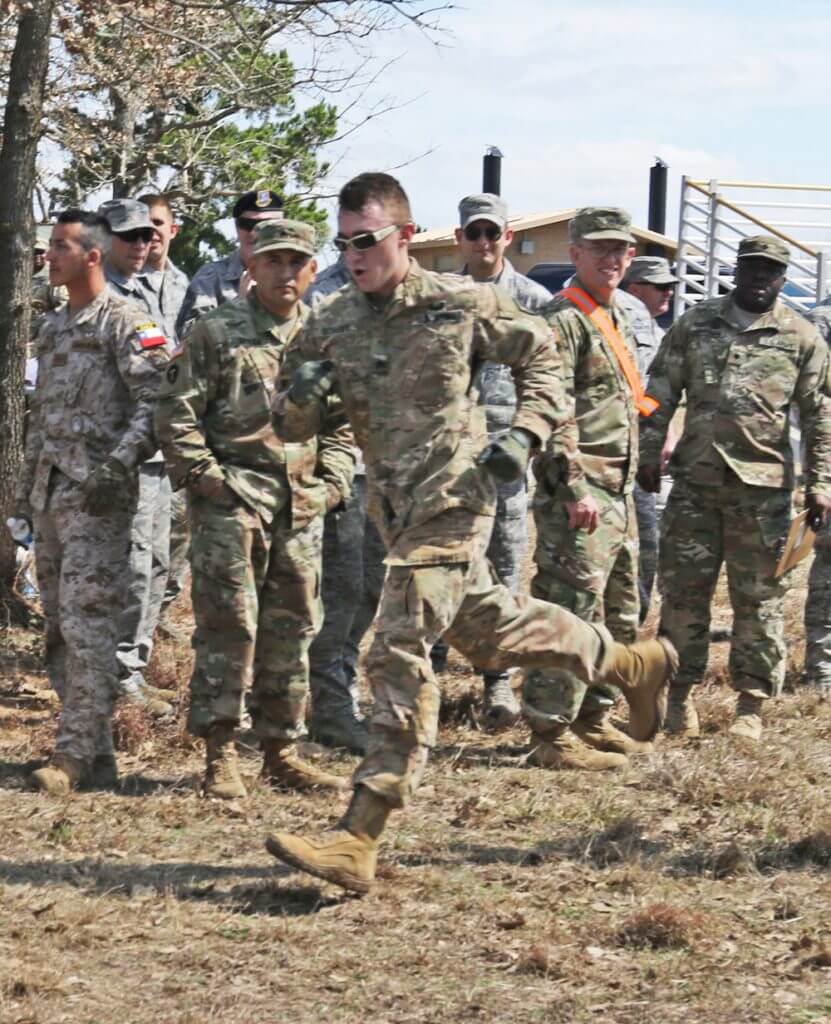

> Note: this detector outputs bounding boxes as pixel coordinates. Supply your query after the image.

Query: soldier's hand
[324,481,343,513]
[82,456,132,516]
[477,427,534,483]
[806,493,831,531]
[288,360,338,407]
[636,463,662,493]
[565,495,601,534]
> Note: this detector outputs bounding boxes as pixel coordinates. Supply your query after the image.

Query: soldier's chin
[351,269,372,290]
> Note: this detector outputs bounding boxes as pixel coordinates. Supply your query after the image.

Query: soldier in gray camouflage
[640,235,831,741]
[12,209,169,794]
[265,173,676,894]
[155,219,356,799]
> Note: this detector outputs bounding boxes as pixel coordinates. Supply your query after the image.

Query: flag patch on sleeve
[135,322,167,349]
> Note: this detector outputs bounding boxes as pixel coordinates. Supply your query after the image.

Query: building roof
[411,208,677,252]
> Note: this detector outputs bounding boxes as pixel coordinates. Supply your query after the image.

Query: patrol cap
[458,193,508,230]
[34,225,52,251]
[232,189,284,220]
[97,198,153,234]
[736,234,790,267]
[569,207,636,244]
[252,219,316,258]
[623,256,678,286]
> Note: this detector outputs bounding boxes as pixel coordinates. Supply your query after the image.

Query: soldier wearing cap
[523,206,654,771]
[621,256,680,621]
[639,234,831,740]
[175,189,284,337]
[155,218,356,799]
[98,198,178,718]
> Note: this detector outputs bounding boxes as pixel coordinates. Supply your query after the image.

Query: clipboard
[775,510,816,577]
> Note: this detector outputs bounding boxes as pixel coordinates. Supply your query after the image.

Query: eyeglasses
[463,224,502,242]
[118,228,153,244]
[650,283,675,292]
[333,223,401,252]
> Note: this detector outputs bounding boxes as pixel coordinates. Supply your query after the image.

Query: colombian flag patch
[135,322,167,349]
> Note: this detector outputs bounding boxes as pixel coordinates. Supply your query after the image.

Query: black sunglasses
[651,283,675,292]
[118,228,154,244]
[333,223,401,252]
[236,216,266,232]
[463,224,502,242]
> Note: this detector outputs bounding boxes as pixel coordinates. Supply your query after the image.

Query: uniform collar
[460,256,515,289]
[247,287,307,337]
[721,294,789,332]
[60,287,111,328]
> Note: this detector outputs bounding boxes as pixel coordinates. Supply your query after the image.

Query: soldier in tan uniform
[639,235,831,740]
[264,173,677,894]
[524,208,654,772]
[154,220,356,799]
[11,209,169,793]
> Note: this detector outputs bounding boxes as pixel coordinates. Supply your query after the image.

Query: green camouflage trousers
[523,482,639,733]
[187,494,324,739]
[659,474,791,698]
[34,472,131,764]
[353,513,613,808]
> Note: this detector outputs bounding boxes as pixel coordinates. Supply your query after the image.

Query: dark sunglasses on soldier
[333,223,401,252]
[236,216,265,232]
[463,224,502,242]
[117,228,154,244]
[651,283,675,292]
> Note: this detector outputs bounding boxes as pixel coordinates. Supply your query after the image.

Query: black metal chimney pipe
[646,157,668,256]
[483,146,503,195]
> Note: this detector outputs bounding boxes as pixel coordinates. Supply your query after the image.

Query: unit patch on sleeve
[135,322,168,349]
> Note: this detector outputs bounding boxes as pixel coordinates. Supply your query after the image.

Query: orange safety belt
[561,286,660,417]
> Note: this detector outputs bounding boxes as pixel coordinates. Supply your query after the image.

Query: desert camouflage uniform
[523,282,641,734]
[803,300,831,687]
[15,290,167,765]
[642,294,831,699]
[104,265,175,695]
[275,259,615,807]
[176,249,244,338]
[154,290,355,740]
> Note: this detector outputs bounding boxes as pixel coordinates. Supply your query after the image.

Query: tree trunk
[0,0,56,593]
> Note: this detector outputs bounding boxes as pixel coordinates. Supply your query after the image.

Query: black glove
[477,428,534,484]
[636,464,662,494]
[806,493,831,531]
[82,457,132,516]
[288,360,337,407]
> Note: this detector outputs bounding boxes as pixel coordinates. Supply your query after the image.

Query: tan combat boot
[571,708,653,755]
[261,740,347,792]
[603,638,678,741]
[728,692,763,741]
[265,785,390,894]
[663,685,700,739]
[32,754,86,794]
[204,724,247,800]
[527,728,627,771]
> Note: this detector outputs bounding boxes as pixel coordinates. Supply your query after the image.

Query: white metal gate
[674,178,831,318]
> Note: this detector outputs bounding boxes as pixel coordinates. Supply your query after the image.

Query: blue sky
[304,0,831,244]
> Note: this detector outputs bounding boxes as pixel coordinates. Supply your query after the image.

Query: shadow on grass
[0,855,345,916]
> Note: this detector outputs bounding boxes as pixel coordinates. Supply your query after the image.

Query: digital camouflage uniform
[15,290,167,766]
[523,282,641,734]
[803,300,831,688]
[276,259,616,808]
[175,249,244,339]
[642,294,831,699]
[154,290,355,740]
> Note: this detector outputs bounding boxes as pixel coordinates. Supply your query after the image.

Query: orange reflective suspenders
[561,286,660,417]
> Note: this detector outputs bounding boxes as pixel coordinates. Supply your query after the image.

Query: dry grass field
[2,561,831,1024]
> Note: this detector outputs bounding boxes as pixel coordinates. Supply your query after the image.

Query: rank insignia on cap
[135,322,167,349]
[256,190,271,208]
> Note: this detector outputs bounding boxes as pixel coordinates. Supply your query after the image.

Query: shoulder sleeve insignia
[135,322,168,349]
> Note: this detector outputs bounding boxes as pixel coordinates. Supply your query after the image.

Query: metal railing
[674,178,831,318]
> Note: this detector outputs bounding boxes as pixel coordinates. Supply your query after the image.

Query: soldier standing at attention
[265,173,676,893]
[10,210,169,793]
[620,256,679,620]
[639,236,831,740]
[523,208,656,772]
[154,220,356,799]
[175,189,284,337]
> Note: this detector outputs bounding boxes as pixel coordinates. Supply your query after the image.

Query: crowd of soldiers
[10,169,831,896]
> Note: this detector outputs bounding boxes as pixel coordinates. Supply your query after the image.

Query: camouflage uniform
[803,300,831,688]
[276,259,615,807]
[175,249,244,338]
[154,290,355,740]
[523,281,641,733]
[139,259,189,343]
[642,294,831,699]
[15,289,167,766]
